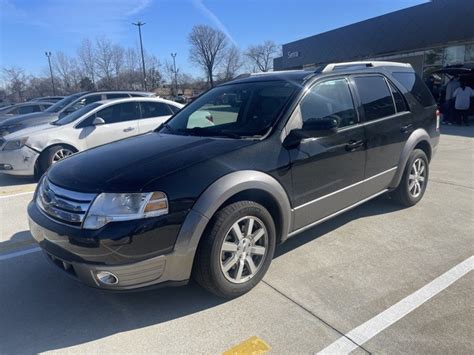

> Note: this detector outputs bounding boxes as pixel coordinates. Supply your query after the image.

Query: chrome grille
[37,178,97,226]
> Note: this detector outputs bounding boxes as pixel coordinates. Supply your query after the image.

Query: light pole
[45,51,56,95]
[171,53,178,96]
[132,21,147,90]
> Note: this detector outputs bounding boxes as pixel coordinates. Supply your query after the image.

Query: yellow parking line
[223,336,271,355]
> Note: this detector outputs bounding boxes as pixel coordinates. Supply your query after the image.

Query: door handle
[400,124,413,133]
[123,127,135,132]
[345,140,365,152]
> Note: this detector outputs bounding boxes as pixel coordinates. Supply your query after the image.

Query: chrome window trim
[292,167,397,211]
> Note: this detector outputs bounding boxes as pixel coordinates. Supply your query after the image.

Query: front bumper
[28,201,195,290]
[0,145,39,176]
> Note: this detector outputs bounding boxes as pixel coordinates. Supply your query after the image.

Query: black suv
[28,61,439,298]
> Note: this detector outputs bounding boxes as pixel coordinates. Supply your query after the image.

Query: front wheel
[391,149,429,206]
[36,145,75,178]
[193,201,276,298]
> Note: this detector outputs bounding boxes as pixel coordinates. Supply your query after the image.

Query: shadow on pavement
[0,193,404,353]
[0,174,36,187]
[440,124,474,138]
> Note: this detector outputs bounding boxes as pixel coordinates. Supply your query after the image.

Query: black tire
[193,201,276,298]
[391,149,429,207]
[37,145,75,178]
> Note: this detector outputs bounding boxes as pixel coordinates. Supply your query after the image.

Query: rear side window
[18,105,41,114]
[354,76,396,121]
[392,72,436,107]
[96,102,140,124]
[140,102,172,118]
[168,104,180,114]
[388,81,408,113]
[106,93,130,99]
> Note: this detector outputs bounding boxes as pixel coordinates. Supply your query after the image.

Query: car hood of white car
[3,122,62,141]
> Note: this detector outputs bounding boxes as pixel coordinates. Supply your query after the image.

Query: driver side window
[300,78,358,128]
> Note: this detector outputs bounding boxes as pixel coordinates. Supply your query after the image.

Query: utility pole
[171,53,178,96]
[45,51,56,95]
[132,21,147,91]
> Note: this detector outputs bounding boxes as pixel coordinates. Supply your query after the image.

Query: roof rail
[322,61,412,73]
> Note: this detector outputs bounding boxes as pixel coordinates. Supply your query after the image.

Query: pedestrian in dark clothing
[453,81,473,126]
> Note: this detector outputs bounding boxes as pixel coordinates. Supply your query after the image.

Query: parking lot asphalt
[0,126,472,354]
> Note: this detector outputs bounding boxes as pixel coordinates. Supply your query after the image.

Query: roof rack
[322,61,412,73]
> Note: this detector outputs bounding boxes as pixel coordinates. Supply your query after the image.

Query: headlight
[83,191,168,229]
[3,137,29,151]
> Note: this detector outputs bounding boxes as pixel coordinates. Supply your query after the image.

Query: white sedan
[0,97,183,178]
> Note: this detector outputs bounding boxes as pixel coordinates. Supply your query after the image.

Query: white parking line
[317,256,474,354]
[0,246,41,261]
[0,191,34,199]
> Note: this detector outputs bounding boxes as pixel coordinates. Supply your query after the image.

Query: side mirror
[92,117,105,126]
[283,117,338,148]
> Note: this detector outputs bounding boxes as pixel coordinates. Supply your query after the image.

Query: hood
[3,122,60,140]
[48,132,256,193]
[0,112,58,130]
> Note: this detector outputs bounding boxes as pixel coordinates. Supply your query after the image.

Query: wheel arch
[389,128,432,189]
[34,143,79,176]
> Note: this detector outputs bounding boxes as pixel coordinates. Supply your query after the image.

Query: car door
[288,77,367,231]
[352,75,411,198]
[138,101,173,133]
[79,102,140,149]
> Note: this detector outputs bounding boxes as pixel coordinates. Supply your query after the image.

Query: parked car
[0,97,182,177]
[0,91,155,136]
[29,96,65,103]
[28,61,439,298]
[0,102,53,121]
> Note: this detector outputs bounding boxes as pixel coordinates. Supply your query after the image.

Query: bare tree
[95,37,114,88]
[77,39,96,87]
[2,67,28,101]
[188,25,228,87]
[144,53,161,90]
[54,51,81,93]
[219,46,243,82]
[245,40,279,72]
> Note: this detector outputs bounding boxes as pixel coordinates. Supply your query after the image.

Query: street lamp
[171,53,178,96]
[45,51,56,95]
[132,21,147,91]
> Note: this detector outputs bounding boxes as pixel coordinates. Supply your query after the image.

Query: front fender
[164,170,292,282]
[389,128,432,189]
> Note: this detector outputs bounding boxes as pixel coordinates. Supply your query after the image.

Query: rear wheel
[36,145,75,178]
[193,201,276,298]
[391,149,429,206]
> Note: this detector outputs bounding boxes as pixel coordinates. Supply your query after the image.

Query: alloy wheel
[219,216,268,284]
[408,158,426,198]
[52,148,74,163]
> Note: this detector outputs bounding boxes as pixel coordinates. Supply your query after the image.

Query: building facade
[274,0,474,79]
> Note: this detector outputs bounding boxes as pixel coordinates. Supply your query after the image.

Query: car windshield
[159,80,298,138]
[52,102,101,125]
[45,93,85,113]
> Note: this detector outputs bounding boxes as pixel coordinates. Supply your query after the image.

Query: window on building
[465,44,474,62]
[443,45,465,66]
[353,76,395,121]
[300,78,358,128]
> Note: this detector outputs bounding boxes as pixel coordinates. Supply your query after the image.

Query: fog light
[0,164,13,170]
[96,271,119,285]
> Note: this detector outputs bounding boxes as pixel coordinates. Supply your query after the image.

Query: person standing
[444,76,460,124]
[452,81,473,126]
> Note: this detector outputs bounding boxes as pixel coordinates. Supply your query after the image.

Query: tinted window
[54,103,102,126]
[354,76,396,121]
[140,102,172,118]
[18,104,41,114]
[70,94,102,111]
[388,81,408,113]
[392,72,436,107]
[45,93,85,113]
[106,93,130,99]
[96,102,140,124]
[300,78,357,128]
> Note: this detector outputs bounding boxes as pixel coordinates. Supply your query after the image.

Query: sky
[0,0,428,78]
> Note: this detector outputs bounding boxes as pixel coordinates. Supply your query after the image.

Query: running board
[287,189,389,238]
